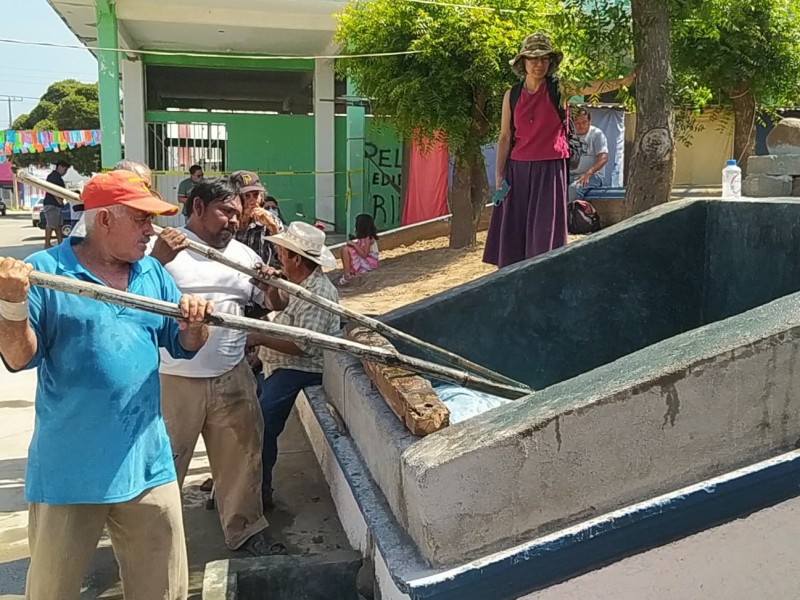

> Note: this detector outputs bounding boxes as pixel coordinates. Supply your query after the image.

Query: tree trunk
[449,152,489,249]
[624,0,676,218]
[728,87,756,177]
[449,86,492,249]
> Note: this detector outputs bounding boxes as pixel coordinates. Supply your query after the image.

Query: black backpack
[510,77,582,171]
[567,199,601,234]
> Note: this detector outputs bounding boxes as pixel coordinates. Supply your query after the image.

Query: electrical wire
[0,38,421,61]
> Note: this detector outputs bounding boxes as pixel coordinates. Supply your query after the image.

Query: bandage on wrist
[0,299,28,321]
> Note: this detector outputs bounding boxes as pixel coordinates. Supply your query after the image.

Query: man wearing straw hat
[247,221,339,509]
[0,169,213,599]
[151,178,285,556]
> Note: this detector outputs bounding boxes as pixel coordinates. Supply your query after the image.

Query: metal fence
[146,121,228,173]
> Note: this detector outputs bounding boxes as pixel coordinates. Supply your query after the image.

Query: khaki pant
[26,481,187,600]
[160,360,268,550]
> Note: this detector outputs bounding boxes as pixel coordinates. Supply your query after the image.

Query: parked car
[38,202,83,237]
[0,198,6,216]
[31,198,43,227]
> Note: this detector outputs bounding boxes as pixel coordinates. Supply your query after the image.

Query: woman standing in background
[484,33,634,269]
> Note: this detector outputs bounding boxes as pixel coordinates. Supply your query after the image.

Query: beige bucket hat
[267,221,337,269]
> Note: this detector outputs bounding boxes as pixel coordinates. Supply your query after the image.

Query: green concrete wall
[227,114,317,222]
[96,0,122,167]
[334,117,349,232]
[703,200,800,323]
[146,112,402,231]
[363,120,403,230]
[141,53,314,72]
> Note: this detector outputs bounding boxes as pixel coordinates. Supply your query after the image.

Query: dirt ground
[332,232,581,315]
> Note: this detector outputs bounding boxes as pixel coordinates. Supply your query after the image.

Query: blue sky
[1,0,97,127]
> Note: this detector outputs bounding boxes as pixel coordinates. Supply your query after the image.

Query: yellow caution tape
[149,169,363,177]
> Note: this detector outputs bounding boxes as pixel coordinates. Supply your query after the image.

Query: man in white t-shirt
[149,178,286,557]
[569,108,609,201]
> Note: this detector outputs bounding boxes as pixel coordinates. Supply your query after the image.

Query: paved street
[0,215,44,598]
[0,214,44,261]
[0,215,348,599]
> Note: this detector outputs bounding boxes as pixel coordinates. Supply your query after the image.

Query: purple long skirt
[483,158,568,269]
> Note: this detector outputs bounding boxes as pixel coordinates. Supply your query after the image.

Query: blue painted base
[408,450,800,600]
[305,384,800,600]
[584,186,625,200]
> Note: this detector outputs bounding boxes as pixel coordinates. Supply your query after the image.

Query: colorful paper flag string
[0,129,101,161]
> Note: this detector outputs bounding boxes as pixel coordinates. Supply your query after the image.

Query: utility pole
[0,96,24,128]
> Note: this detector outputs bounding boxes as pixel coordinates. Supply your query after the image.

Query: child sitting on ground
[339,213,379,285]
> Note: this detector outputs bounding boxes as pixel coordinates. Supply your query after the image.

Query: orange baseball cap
[80,170,179,216]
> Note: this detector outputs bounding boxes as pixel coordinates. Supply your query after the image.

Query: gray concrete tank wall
[323,199,800,568]
[399,295,800,565]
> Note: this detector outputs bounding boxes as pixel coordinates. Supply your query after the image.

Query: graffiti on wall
[364,140,402,230]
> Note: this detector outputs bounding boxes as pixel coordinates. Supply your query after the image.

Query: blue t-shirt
[7,238,196,505]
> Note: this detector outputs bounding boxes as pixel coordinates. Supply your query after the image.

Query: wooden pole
[14,168,531,392]
[14,169,81,204]
[28,270,530,400]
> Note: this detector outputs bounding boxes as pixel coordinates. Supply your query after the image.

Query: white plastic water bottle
[722,159,742,199]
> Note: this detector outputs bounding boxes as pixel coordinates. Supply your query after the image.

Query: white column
[121,57,146,163]
[314,58,336,229]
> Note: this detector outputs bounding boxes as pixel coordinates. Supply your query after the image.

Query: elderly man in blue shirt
[0,170,213,600]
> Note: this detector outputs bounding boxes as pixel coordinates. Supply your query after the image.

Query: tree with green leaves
[564,0,679,218]
[336,0,631,248]
[672,0,800,175]
[11,80,100,175]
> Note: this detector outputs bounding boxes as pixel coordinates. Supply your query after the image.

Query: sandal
[241,531,288,556]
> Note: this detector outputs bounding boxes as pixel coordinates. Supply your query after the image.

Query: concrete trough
[303,198,800,597]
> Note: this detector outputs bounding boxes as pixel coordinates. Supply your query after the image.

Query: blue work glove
[491,179,510,206]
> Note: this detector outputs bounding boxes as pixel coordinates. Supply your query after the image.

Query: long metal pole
[150,223,528,390]
[14,168,531,392]
[28,270,530,400]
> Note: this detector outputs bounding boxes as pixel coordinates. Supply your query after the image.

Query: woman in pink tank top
[483,33,634,269]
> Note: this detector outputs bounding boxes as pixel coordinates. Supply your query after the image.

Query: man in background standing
[42,159,70,248]
[177,164,204,205]
[568,108,609,202]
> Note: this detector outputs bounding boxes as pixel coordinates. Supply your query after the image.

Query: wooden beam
[346,325,450,436]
